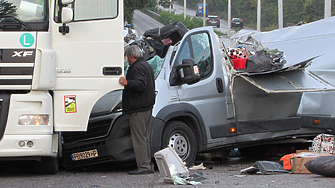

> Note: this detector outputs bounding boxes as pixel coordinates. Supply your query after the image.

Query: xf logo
[12,51,33,57]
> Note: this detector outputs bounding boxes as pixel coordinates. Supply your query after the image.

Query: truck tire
[34,157,58,174]
[161,121,197,167]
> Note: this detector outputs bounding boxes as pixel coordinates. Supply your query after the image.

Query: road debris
[189,163,206,170]
[154,147,204,185]
[241,161,287,175]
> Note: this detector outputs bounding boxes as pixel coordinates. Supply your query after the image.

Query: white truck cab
[0,0,124,174]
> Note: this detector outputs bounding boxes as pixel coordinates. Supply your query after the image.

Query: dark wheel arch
[161,121,197,166]
[152,103,207,153]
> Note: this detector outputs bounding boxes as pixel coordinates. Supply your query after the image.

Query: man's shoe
[128,168,153,175]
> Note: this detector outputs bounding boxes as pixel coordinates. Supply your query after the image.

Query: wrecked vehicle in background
[61,20,335,169]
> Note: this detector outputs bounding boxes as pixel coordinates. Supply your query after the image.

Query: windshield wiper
[0,15,31,30]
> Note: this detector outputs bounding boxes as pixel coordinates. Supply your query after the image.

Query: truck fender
[151,103,207,154]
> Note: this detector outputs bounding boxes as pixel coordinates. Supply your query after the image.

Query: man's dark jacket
[122,58,156,114]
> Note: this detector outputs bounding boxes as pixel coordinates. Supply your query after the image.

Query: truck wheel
[162,121,197,167]
[34,157,58,174]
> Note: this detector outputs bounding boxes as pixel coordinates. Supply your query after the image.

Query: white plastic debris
[189,163,206,170]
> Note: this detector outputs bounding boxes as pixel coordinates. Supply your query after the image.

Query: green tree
[0,0,17,17]
[302,0,323,22]
[283,0,305,26]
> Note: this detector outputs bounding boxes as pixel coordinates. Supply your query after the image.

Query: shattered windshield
[0,0,47,25]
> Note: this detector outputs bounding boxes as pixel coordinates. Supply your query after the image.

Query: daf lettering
[12,51,33,57]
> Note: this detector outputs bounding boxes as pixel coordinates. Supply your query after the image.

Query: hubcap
[168,133,189,160]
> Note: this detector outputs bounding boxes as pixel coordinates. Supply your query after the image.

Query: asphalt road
[1,156,334,188]
[133,10,164,37]
[171,3,230,34]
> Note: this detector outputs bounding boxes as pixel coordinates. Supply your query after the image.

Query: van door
[51,0,124,131]
[169,28,232,147]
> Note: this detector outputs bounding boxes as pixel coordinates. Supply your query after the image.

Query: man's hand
[119,76,128,86]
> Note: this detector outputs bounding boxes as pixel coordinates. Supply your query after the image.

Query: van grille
[62,119,113,143]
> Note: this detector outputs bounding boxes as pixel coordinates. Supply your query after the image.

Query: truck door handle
[216,78,224,93]
[103,67,122,75]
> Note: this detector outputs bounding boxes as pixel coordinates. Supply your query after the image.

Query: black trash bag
[245,48,286,73]
[143,21,188,45]
[145,38,165,58]
[304,156,335,177]
[143,21,188,59]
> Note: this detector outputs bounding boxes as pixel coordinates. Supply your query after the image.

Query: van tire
[34,157,58,174]
[161,121,197,167]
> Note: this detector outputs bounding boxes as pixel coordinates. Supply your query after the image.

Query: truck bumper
[0,135,56,157]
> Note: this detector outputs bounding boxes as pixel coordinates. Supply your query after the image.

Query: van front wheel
[161,121,197,167]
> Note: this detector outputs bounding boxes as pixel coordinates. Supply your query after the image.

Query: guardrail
[146,9,160,17]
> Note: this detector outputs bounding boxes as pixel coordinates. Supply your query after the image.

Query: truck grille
[0,49,35,90]
[0,49,2,62]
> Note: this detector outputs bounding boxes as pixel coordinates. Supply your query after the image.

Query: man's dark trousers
[129,109,152,171]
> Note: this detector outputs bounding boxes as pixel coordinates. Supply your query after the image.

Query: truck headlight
[18,115,49,125]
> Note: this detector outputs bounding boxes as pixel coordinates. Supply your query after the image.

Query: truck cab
[0,0,123,174]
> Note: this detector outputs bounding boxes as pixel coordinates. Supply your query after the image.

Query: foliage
[159,0,173,6]
[214,30,226,37]
[175,0,335,31]
[158,11,203,29]
[0,0,17,17]
[145,7,203,29]
[145,7,225,36]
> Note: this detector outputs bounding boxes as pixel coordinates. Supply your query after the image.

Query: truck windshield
[0,0,47,31]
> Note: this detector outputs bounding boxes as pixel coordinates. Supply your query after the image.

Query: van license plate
[71,149,98,161]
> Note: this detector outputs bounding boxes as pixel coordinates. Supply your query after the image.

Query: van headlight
[18,115,49,125]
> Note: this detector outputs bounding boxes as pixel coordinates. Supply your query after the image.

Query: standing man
[119,45,156,175]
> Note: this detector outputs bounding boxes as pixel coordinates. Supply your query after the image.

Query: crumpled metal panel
[237,70,335,94]
[232,76,302,121]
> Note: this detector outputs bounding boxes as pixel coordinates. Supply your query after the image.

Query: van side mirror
[176,59,200,85]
